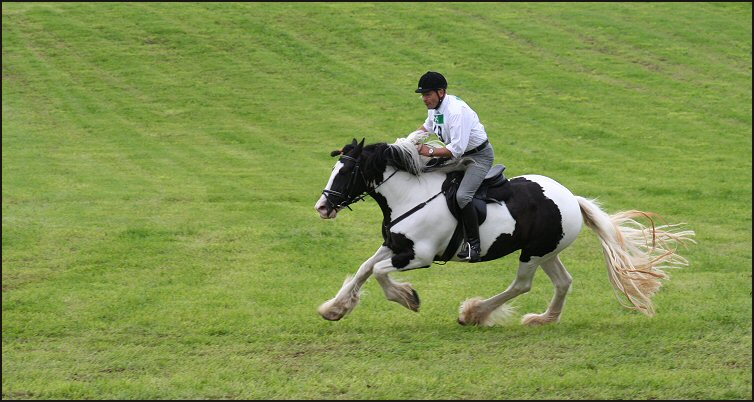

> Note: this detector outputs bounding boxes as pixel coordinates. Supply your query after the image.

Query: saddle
[436,164,509,262]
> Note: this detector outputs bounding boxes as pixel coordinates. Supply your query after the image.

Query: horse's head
[315,138,368,219]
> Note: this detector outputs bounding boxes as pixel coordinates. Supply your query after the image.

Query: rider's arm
[419,114,452,157]
[418,144,452,158]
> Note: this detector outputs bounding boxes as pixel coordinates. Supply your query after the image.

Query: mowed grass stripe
[4,5,317,212]
[3,10,209,204]
[2,3,302,348]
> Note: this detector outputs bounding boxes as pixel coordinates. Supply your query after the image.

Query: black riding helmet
[415,71,447,93]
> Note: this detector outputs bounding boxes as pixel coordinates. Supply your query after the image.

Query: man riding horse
[414,71,495,262]
[314,75,695,324]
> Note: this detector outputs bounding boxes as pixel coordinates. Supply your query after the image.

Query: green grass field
[3,2,751,399]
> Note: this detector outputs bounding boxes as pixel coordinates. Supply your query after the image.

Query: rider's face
[421,89,445,109]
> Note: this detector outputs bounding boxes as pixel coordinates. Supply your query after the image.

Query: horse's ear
[354,138,365,153]
[330,149,342,157]
[351,138,358,147]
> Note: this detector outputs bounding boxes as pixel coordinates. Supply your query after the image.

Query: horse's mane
[386,136,425,175]
[360,131,471,184]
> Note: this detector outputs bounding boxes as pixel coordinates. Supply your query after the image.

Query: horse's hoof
[321,312,342,321]
[521,313,558,326]
[317,302,345,321]
[409,289,421,312]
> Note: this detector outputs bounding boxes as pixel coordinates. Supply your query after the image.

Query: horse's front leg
[318,246,392,321]
[372,253,433,313]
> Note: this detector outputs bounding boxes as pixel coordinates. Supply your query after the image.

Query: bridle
[321,154,397,212]
[321,150,445,249]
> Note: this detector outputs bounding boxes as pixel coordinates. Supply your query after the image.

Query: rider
[414,71,495,263]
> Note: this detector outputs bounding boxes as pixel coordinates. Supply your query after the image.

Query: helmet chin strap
[435,90,446,109]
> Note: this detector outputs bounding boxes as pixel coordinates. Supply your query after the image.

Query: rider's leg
[456,146,494,262]
[457,203,482,261]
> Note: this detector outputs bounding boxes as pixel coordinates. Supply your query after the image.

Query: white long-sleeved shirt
[422,94,488,158]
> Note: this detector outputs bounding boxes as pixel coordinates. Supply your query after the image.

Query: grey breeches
[456,144,495,209]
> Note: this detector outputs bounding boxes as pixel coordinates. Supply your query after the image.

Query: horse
[314,136,695,326]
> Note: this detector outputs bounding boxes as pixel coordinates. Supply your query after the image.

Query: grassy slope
[2,2,751,399]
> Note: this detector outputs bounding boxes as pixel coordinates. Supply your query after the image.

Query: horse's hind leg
[522,255,573,326]
[318,246,392,321]
[373,259,421,312]
[458,259,540,326]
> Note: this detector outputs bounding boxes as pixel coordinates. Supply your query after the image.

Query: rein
[383,190,443,231]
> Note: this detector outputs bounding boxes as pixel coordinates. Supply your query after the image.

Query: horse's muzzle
[318,205,338,219]
[315,195,338,219]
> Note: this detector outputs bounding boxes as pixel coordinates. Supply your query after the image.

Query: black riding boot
[457,204,482,262]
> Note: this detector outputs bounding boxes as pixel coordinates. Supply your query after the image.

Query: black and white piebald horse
[314,136,695,326]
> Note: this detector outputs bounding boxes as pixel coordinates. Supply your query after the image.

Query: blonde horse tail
[576,196,696,316]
